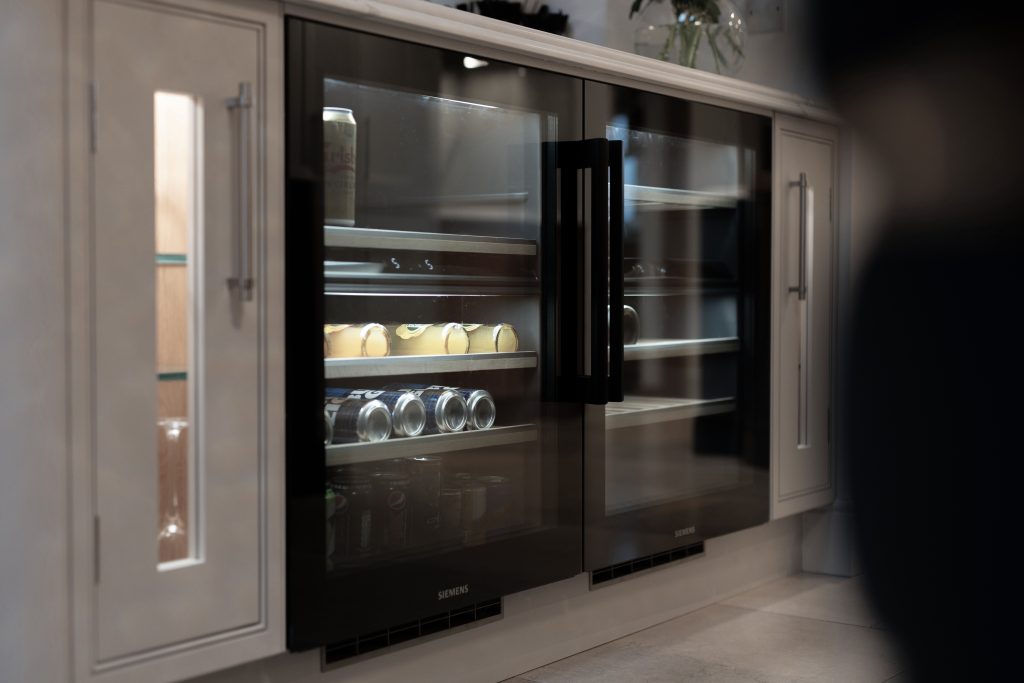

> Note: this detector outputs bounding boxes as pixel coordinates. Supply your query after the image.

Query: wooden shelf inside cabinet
[623,184,741,210]
[605,396,735,430]
[324,351,537,379]
[624,337,739,361]
[324,226,536,256]
[326,424,538,467]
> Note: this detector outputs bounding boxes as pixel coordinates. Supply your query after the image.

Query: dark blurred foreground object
[456,1,569,35]
[813,3,1024,681]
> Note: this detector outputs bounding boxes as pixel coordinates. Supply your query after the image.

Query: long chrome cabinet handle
[788,172,808,301]
[227,82,254,301]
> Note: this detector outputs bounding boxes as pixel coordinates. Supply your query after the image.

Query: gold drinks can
[388,323,470,356]
[323,107,356,226]
[324,323,391,358]
[465,323,519,353]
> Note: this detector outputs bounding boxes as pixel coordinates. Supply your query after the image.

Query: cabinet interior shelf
[326,424,537,467]
[624,337,739,361]
[605,396,735,430]
[325,226,536,256]
[156,253,187,265]
[157,370,187,381]
[624,184,741,210]
[325,351,537,379]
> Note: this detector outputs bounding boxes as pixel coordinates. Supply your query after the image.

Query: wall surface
[189,518,801,683]
[0,1,71,682]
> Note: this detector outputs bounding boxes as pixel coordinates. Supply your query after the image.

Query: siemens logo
[438,584,469,601]
[674,526,696,538]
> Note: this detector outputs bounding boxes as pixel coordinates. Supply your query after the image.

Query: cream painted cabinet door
[87,0,282,677]
[771,115,838,519]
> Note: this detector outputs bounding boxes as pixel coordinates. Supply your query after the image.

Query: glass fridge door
[584,82,772,573]
[286,19,583,652]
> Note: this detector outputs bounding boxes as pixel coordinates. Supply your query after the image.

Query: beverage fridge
[285,17,770,660]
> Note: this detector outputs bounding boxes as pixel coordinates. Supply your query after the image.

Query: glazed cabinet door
[81,0,283,679]
[771,114,837,519]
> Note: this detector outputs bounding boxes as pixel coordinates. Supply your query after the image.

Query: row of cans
[323,322,519,358]
[326,457,513,564]
[323,385,497,444]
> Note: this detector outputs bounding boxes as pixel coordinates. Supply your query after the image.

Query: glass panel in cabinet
[154,91,201,566]
[603,120,756,516]
[319,66,563,574]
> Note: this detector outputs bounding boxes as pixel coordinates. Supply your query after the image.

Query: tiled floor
[508,573,906,683]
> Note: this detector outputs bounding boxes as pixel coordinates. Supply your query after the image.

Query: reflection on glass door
[606,123,748,516]
[586,84,771,571]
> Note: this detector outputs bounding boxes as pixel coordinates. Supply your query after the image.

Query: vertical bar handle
[587,139,609,405]
[227,82,254,301]
[788,172,807,301]
[607,140,624,403]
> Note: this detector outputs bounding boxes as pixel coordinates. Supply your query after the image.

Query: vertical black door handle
[608,140,624,403]
[587,139,609,405]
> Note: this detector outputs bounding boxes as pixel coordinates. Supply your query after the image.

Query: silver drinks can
[397,384,495,431]
[326,388,426,438]
[323,410,334,446]
[383,386,468,434]
[323,107,356,226]
[324,397,392,443]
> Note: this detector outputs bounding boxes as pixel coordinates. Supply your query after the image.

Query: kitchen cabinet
[68,0,284,680]
[771,114,838,519]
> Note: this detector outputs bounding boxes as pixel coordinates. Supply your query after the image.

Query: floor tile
[722,573,880,628]
[520,603,902,683]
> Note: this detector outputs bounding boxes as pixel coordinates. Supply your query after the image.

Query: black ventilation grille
[322,598,502,667]
[590,541,705,586]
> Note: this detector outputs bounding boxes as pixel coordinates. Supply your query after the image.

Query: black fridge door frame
[582,81,773,570]
[285,17,587,652]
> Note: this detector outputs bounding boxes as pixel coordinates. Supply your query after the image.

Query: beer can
[460,480,488,546]
[386,323,470,356]
[406,455,442,546]
[383,386,468,434]
[465,323,519,353]
[323,107,356,226]
[439,487,464,543]
[324,323,390,358]
[323,410,334,446]
[329,468,373,561]
[397,384,495,431]
[478,475,512,534]
[324,397,392,443]
[326,388,426,438]
[370,471,410,552]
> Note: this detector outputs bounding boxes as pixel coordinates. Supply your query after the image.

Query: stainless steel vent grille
[590,541,705,587]
[322,598,502,668]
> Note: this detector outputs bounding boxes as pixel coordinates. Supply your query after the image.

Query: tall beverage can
[478,475,512,534]
[383,386,468,434]
[326,388,426,438]
[323,107,356,226]
[370,471,410,552]
[329,467,373,561]
[324,396,392,443]
[399,384,495,431]
[406,455,442,546]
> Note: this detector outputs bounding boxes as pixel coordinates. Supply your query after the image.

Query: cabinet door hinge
[89,82,97,153]
[94,515,100,584]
